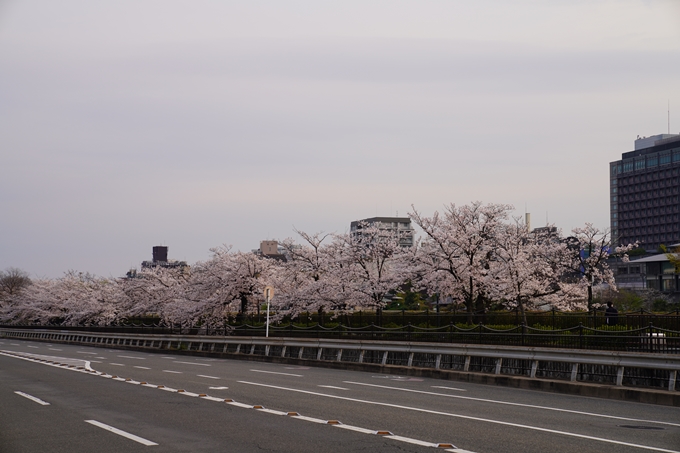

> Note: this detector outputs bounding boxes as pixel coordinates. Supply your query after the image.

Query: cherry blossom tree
[492,221,577,324]
[119,266,190,323]
[410,202,513,323]
[1,271,124,325]
[274,230,348,318]
[184,245,274,326]
[333,223,407,312]
[567,224,636,310]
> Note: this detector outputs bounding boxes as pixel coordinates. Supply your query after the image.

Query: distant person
[605,301,618,326]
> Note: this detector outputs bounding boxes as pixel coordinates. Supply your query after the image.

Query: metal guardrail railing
[5,322,678,354]
[2,328,678,393]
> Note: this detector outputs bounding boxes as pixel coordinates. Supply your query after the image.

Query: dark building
[141,245,188,270]
[610,134,680,251]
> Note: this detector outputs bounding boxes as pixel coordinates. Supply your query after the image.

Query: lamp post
[264,286,274,338]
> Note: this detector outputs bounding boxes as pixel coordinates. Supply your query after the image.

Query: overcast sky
[1,0,679,278]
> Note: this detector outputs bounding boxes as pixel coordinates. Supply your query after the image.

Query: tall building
[350,217,415,248]
[141,246,188,270]
[610,133,680,250]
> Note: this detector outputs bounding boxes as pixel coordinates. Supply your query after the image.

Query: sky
[1,0,679,278]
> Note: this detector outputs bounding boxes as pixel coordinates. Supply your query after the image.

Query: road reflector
[287,412,299,416]
[177,389,185,393]
[224,399,233,402]
[437,443,455,448]
[198,394,207,397]
[327,420,341,425]
[376,431,393,436]
[253,405,264,409]
[157,385,164,389]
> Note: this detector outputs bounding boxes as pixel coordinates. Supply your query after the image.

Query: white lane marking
[109,363,125,366]
[94,357,106,359]
[163,370,182,374]
[209,386,229,390]
[259,408,289,416]
[77,351,98,355]
[173,361,210,367]
[239,381,680,453]
[318,385,349,390]
[10,343,20,346]
[15,391,50,406]
[91,360,103,363]
[134,366,151,370]
[27,345,39,349]
[118,355,145,360]
[85,420,158,446]
[197,375,220,380]
[344,381,680,428]
[335,424,376,434]
[432,386,467,392]
[385,435,438,447]
[161,357,175,359]
[250,369,302,377]
[48,348,62,351]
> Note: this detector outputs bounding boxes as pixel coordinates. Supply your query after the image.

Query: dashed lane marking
[134,366,151,370]
[209,386,229,390]
[15,391,50,406]
[109,363,125,366]
[344,381,680,428]
[241,381,680,453]
[2,350,468,452]
[318,385,348,390]
[85,420,158,446]
[162,370,182,374]
[250,369,302,377]
[118,355,145,360]
[197,375,220,379]
[173,361,210,366]
[27,345,39,348]
[76,351,98,355]
[432,386,467,392]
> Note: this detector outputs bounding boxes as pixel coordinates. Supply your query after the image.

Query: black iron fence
[255,308,680,331]
[3,321,678,354]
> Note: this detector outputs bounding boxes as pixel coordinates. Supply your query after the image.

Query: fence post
[521,323,525,346]
[578,323,583,349]
[407,323,412,342]
[648,323,654,353]
[478,323,483,344]
[552,307,556,330]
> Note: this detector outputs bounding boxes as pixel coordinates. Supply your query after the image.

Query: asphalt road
[1,339,678,453]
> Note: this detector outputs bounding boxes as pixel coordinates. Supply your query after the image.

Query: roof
[629,254,673,263]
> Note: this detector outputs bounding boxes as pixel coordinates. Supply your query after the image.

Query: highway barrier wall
[2,327,678,406]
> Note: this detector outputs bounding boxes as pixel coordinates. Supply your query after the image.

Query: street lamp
[263,286,274,338]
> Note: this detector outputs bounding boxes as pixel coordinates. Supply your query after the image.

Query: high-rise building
[610,134,680,250]
[350,217,415,248]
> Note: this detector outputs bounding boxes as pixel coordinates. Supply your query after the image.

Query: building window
[648,155,658,167]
